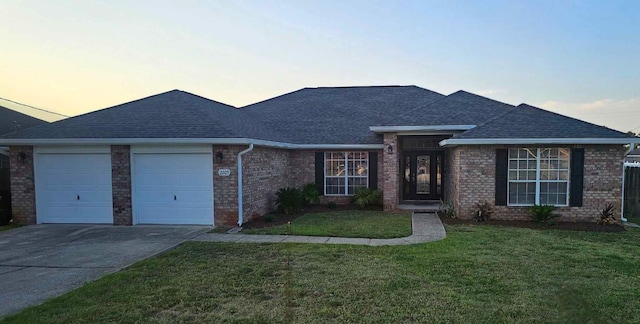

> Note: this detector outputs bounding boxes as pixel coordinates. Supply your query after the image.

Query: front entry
[402,151,443,200]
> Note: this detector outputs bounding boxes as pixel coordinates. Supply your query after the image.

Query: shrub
[264,214,275,223]
[529,205,560,225]
[596,203,617,225]
[275,187,304,215]
[301,183,320,206]
[471,201,493,222]
[351,188,382,208]
[437,200,456,218]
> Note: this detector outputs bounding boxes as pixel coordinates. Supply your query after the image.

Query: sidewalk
[192,212,446,246]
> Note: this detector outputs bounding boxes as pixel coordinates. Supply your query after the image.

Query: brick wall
[242,147,290,222]
[451,145,625,222]
[111,145,132,225]
[382,133,399,211]
[444,147,461,213]
[9,146,36,224]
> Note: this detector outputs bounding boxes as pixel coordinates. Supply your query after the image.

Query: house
[0,105,47,223]
[0,86,637,226]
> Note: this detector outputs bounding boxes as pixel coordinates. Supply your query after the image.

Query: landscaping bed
[439,214,625,232]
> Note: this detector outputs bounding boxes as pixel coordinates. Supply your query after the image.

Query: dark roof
[0,86,633,144]
[454,103,633,139]
[1,90,261,139]
[382,90,515,126]
[0,106,47,135]
[240,86,445,144]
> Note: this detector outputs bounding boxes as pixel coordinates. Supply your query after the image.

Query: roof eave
[440,138,640,147]
[0,138,384,150]
[369,125,476,134]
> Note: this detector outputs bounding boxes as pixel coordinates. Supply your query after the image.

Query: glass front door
[403,151,443,200]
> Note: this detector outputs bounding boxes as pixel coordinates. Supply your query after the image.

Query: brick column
[213,145,240,226]
[383,133,399,211]
[9,146,36,224]
[111,145,132,225]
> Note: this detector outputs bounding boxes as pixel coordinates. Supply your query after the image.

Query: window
[325,152,368,195]
[508,148,570,206]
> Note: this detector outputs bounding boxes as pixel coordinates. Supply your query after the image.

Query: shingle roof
[454,103,633,139]
[1,90,255,139]
[382,90,515,126]
[240,86,445,144]
[0,86,633,144]
[0,106,47,135]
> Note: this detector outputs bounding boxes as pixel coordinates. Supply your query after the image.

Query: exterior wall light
[387,144,394,154]
[17,152,26,164]
[215,151,224,163]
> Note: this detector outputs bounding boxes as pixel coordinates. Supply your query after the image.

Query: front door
[403,151,443,200]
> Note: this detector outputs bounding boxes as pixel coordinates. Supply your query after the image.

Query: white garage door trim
[130,145,214,225]
[34,146,114,224]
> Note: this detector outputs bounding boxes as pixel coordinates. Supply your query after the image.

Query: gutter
[0,137,383,150]
[237,143,254,227]
[440,138,640,146]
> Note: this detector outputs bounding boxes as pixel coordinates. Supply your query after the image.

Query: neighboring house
[0,86,637,226]
[0,105,47,222]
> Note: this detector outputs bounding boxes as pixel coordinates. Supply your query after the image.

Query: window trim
[323,152,369,196]
[507,148,570,207]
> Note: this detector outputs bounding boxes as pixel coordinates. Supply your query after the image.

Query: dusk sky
[2,0,639,133]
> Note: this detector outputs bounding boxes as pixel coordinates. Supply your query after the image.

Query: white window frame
[507,148,570,207]
[324,152,369,196]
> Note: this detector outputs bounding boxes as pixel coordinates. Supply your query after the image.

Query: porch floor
[398,201,441,212]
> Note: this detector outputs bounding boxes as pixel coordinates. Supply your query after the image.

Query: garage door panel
[133,153,213,225]
[36,153,113,224]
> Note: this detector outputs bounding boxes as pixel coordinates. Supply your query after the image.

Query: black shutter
[570,148,584,207]
[315,152,325,195]
[495,149,508,206]
[368,152,378,190]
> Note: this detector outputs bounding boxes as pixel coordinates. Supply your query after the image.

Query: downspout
[626,143,636,156]
[237,143,254,227]
[622,163,627,222]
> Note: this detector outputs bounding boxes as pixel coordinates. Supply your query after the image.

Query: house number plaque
[217,169,231,176]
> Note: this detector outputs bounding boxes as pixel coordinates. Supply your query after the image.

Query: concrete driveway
[0,225,209,317]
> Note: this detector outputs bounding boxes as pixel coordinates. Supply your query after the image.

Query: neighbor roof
[0,106,47,135]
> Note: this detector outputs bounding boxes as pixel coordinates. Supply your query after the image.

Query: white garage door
[133,153,213,225]
[35,153,114,224]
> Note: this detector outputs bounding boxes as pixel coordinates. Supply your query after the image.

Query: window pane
[347,177,368,195]
[325,177,345,195]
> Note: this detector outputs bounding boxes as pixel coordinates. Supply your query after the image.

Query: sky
[1,0,639,133]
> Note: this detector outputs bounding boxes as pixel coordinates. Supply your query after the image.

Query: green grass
[0,224,21,232]
[626,215,640,225]
[4,225,640,323]
[242,210,412,238]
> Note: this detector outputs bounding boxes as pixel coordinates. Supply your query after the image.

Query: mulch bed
[241,205,383,230]
[438,214,626,232]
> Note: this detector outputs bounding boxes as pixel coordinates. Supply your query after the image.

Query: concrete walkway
[192,212,446,245]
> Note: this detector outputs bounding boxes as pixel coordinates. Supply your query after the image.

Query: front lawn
[242,210,412,238]
[4,225,640,323]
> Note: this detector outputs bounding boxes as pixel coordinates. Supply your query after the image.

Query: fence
[624,162,640,218]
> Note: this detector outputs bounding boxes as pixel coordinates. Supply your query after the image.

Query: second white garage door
[132,153,214,225]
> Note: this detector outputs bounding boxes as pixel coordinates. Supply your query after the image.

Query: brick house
[0,86,637,226]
